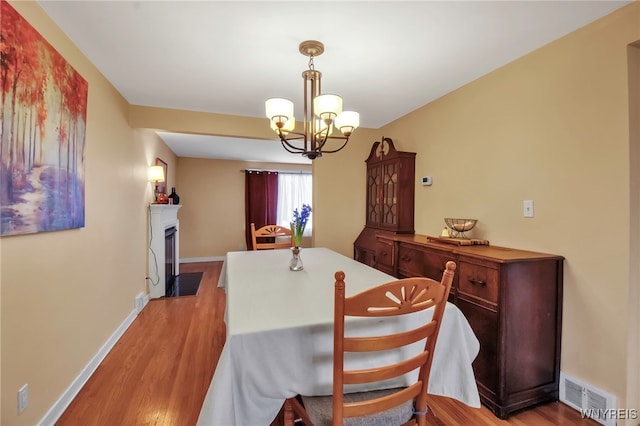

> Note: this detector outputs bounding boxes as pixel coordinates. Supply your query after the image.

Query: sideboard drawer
[422,250,453,281]
[458,261,499,305]
[375,238,395,275]
[398,245,424,277]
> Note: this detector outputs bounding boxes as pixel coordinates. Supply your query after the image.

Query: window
[277,173,312,236]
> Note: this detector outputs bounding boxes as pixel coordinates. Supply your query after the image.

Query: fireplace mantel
[148,204,181,299]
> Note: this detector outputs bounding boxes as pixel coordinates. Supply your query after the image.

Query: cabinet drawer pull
[468,278,487,286]
[400,255,411,262]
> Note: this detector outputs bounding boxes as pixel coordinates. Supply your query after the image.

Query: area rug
[171,272,203,297]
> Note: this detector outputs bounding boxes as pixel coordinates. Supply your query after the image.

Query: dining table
[197,247,480,426]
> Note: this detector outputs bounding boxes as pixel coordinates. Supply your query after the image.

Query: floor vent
[560,372,617,426]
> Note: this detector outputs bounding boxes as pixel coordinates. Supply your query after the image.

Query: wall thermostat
[421,176,433,186]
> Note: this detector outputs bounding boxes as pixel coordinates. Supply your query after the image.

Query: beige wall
[315,1,640,413]
[0,2,174,424]
[312,127,381,257]
[176,157,311,258]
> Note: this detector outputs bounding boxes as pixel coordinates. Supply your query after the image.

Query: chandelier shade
[265,98,294,126]
[265,40,359,160]
[313,94,342,121]
[334,111,360,136]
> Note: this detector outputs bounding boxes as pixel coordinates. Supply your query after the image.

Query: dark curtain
[245,170,279,249]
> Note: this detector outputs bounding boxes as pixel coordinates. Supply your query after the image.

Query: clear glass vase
[289,247,304,271]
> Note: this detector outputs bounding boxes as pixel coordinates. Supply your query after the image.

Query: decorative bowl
[444,218,477,237]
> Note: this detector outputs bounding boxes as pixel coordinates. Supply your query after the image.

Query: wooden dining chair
[281,261,456,426]
[250,223,293,250]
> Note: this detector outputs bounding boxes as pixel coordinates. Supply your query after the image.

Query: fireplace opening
[165,226,177,297]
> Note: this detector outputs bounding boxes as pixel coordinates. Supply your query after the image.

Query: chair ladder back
[343,351,430,385]
[343,320,437,352]
[344,278,445,317]
[333,262,455,425]
[250,223,293,250]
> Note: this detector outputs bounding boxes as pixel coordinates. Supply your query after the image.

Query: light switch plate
[523,200,534,218]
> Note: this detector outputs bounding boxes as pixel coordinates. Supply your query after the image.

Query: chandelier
[265,40,360,160]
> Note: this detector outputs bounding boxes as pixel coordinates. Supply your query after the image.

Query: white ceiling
[38,0,631,165]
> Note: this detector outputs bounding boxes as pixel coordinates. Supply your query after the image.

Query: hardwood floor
[56,261,598,426]
[56,262,226,426]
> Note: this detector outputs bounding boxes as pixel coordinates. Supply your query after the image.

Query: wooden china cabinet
[353,137,416,266]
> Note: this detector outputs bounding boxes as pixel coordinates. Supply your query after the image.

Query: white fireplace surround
[148,204,181,299]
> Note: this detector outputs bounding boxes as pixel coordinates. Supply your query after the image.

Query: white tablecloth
[198,248,480,426]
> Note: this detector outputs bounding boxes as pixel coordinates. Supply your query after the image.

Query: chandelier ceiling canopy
[265,40,360,160]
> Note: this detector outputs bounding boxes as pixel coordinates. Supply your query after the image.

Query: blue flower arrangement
[291,204,312,247]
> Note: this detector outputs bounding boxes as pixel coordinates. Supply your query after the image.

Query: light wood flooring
[56,261,598,426]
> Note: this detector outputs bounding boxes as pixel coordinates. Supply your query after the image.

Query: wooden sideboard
[375,233,564,418]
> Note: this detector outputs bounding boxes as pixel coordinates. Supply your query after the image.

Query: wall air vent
[560,372,617,426]
[564,377,584,408]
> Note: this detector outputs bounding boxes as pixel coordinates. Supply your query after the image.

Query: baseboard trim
[37,308,138,426]
[180,256,225,263]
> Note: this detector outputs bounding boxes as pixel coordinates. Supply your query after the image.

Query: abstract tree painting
[1,0,88,236]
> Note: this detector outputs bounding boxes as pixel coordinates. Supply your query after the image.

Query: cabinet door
[456,297,498,401]
[458,261,499,307]
[375,238,395,275]
[354,247,375,268]
[422,250,452,281]
[380,162,398,227]
[398,245,424,277]
[367,165,382,227]
[423,249,457,303]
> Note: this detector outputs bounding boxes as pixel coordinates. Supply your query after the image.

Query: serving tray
[427,236,490,246]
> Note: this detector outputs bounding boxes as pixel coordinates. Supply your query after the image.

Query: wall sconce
[147,165,165,203]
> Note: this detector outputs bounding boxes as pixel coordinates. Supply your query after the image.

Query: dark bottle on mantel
[169,187,180,205]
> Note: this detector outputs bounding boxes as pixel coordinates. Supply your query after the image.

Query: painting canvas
[1,0,88,236]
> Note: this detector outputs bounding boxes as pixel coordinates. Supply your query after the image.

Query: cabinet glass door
[382,163,398,226]
[367,167,382,224]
